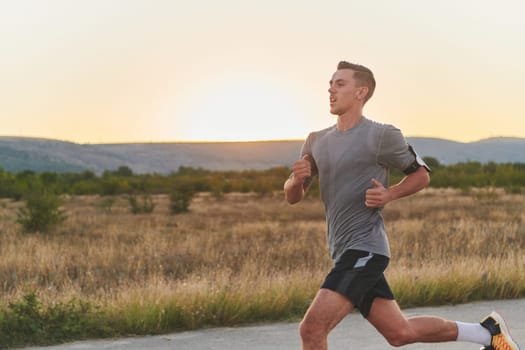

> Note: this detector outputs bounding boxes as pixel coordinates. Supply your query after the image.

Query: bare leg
[367,297,458,347]
[299,288,353,350]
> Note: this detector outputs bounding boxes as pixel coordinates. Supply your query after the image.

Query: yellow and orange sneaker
[480,311,520,350]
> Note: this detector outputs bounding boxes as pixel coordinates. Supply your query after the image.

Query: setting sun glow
[177,74,309,142]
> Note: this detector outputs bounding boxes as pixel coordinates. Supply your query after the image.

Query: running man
[284,60,520,350]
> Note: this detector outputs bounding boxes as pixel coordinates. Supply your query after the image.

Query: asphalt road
[24,298,524,350]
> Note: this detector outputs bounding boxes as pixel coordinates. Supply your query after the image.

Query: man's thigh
[366,297,411,338]
[367,297,407,328]
[302,288,354,332]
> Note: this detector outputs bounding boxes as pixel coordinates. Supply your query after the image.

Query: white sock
[456,321,492,346]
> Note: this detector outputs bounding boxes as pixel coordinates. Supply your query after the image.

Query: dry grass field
[1,188,524,336]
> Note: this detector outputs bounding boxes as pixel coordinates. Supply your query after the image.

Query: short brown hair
[337,61,376,103]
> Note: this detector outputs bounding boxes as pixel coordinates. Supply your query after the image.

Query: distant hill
[405,137,525,165]
[0,136,524,174]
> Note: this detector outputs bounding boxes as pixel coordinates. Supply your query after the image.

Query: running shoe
[480,311,520,350]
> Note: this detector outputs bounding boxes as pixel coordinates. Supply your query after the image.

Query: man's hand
[365,168,430,208]
[291,154,312,186]
[365,178,392,208]
[284,154,312,204]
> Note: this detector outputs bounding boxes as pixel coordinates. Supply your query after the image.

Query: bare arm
[365,166,430,207]
[284,154,312,204]
[284,176,306,204]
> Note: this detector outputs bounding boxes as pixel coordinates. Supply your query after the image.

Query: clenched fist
[291,154,312,186]
[365,178,392,208]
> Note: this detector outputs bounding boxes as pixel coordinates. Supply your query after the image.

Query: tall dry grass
[0,188,524,335]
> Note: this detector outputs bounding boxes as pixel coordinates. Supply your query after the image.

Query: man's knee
[299,318,327,343]
[382,328,414,347]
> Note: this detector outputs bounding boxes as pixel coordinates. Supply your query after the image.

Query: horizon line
[1,134,524,145]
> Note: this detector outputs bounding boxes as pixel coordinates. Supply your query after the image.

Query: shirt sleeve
[377,125,429,173]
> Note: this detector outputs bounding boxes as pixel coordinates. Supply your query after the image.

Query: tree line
[1,157,524,201]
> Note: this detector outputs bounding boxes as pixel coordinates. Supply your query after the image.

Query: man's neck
[336,111,363,132]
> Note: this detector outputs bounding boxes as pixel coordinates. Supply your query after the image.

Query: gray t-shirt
[300,117,423,262]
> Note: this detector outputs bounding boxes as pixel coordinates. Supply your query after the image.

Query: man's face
[328,69,364,116]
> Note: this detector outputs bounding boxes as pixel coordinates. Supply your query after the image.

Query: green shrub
[16,189,66,233]
[128,194,155,214]
[0,292,113,348]
[169,187,195,214]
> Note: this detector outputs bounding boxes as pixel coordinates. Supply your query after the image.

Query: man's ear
[356,86,369,100]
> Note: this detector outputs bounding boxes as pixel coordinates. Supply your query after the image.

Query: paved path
[25,299,524,350]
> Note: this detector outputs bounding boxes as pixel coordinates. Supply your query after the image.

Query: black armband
[403,145,431,175]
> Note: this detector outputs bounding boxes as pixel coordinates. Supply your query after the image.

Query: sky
[1,0,524,144]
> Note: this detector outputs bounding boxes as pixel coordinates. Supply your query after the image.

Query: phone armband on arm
[403,145,431,175]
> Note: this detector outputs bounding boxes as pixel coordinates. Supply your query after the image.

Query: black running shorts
[321,249,394,318]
